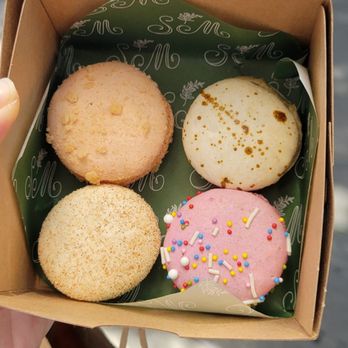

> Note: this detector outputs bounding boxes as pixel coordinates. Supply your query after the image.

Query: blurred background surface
[1,0,347,347]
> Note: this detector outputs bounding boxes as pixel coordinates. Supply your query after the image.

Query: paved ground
[1,0,347,346]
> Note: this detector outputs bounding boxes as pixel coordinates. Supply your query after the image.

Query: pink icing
[163,189,288,302]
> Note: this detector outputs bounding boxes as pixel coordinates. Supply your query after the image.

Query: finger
[10,309,54,348]
[0,308,12,347]
[0,78,20,143]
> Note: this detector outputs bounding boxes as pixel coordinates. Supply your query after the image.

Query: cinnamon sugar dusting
[220,177,232,188]
[242,125,249,135]
[244,147,253,155]
[273,110,287,122]
[200,90,235,120]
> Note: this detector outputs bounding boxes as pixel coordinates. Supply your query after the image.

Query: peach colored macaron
[162,189,290,304]
[47,61,173,185]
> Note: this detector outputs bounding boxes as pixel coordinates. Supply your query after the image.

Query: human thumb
[0,78,20,143]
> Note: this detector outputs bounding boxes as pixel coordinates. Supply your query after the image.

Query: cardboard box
[0,0,334,340]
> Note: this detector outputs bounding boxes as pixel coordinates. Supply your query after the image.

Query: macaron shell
[47,61,173,185]
[38,184,161,302]
[163,189,288,302]
[182,77,302,190]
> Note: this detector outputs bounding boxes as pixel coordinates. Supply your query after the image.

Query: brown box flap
[0,0,334,340]
[0,291,313,340]
[0,0,24,76]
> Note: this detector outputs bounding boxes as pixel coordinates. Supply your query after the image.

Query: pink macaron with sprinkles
[161,189,291,305]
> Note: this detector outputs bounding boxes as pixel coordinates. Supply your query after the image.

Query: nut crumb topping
[83,81,95,89]
[65,93,78,104]
[62,115,70,125]
[62,114,78,126]
[64,124,73,132]
[64,144,76,153]
[110,103,123,115]
[85,74,95,81]
[76,150,88,160]
[141,122,150,137]
[85,171,100,185]
[96,146,107,154]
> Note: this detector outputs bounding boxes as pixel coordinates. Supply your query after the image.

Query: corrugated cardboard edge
[0,290,311,340]
[292,1,334,339]
[0,0,59,293]
[295,0,334,339]
[312,0,335,338]
[292,4,327,337]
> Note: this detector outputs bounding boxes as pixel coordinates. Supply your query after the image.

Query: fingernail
[0,78,18,108]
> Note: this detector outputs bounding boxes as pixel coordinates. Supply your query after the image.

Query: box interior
[0,0,334,340]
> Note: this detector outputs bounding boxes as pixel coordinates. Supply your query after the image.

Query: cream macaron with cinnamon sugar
[47,61,173,185]
[182,77,302,191]
[162,189,290,304]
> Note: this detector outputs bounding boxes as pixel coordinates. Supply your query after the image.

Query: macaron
[38,184,161,302]
[47,61,174,185]
[162,189,290,304]
[182,76,302,190]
